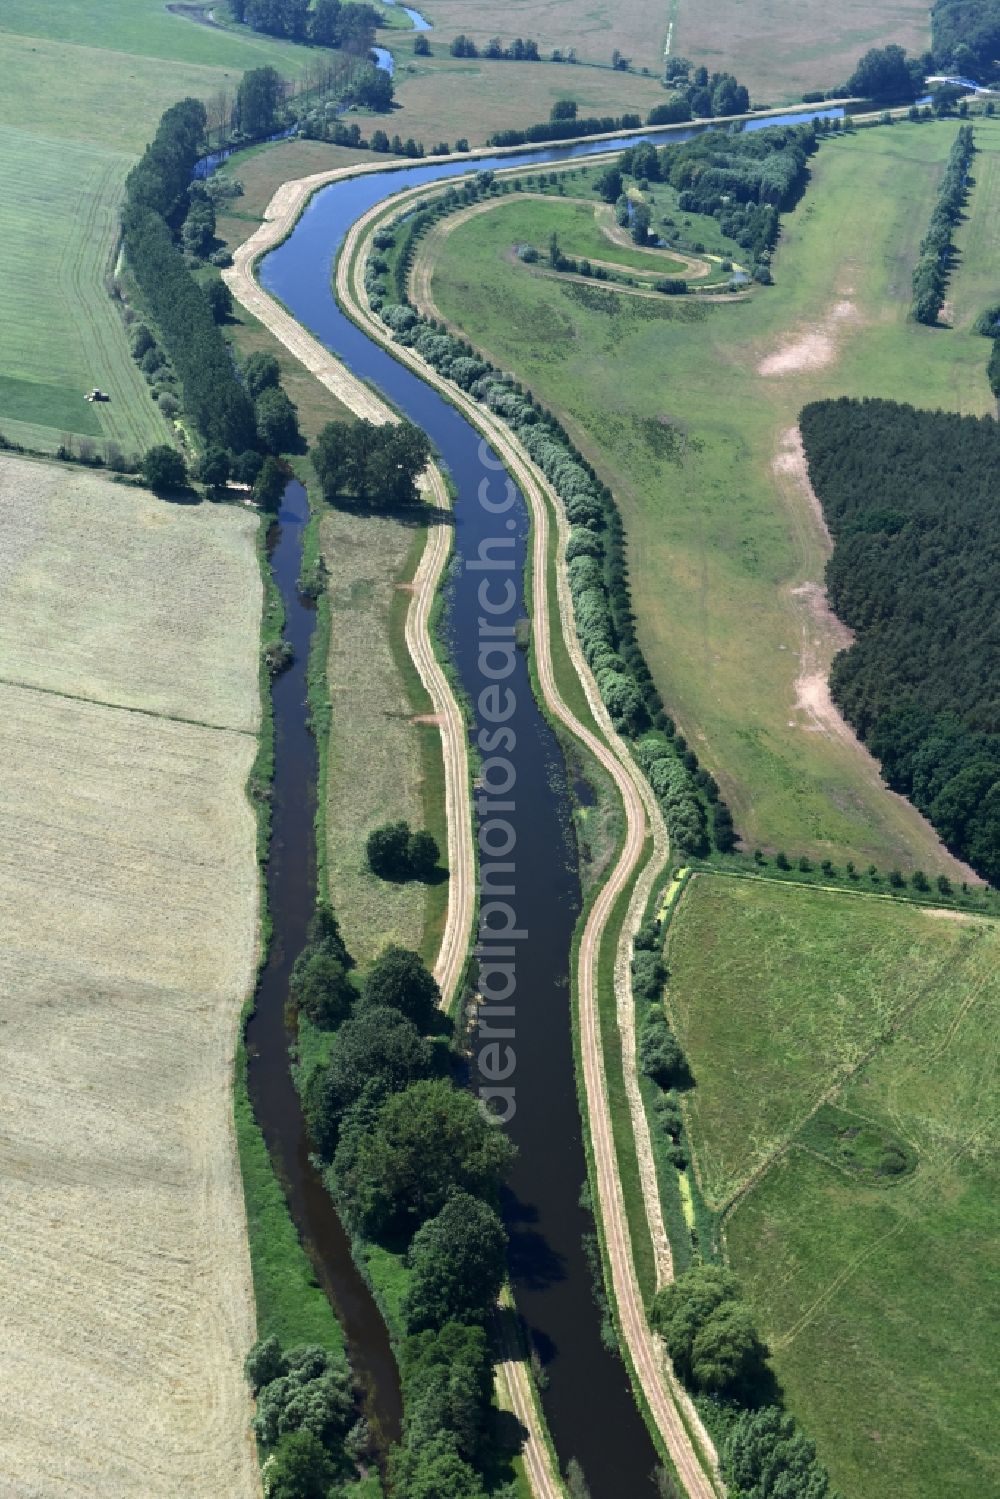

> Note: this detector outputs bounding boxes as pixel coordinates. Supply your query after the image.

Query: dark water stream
[241,106,843,1495]
[244,479,403,1449]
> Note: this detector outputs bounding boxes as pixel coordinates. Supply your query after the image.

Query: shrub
[360,944,440,1030]
[140,444,186,492]
[289,950,354,1029]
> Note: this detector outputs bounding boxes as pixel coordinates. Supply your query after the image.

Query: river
[244,104,843,1495]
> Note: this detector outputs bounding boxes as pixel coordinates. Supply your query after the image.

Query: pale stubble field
[0,457,262,1496]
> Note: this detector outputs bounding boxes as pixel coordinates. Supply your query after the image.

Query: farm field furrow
[666,874,999,1499]
[428,120,1000,871]
[0,458,262,1496]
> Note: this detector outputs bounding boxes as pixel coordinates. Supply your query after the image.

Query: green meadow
[665,874,999,1499]
[430,119,1000,869]
[0,4,312,449]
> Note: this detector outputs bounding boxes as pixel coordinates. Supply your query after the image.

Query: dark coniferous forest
[800,397,1000,884]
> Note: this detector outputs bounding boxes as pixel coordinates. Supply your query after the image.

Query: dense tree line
[123,194,257,451]
[977,302,1000,393]
[800,397,1000,884]
[487,110,642,147]
[289,905,516,1497]
[845,44,924,101]
[911,124,974,323]
[656,56,751,119]
[122,93,307,464]
[230,0,380,51]
[366,208,736,857]
[243,1337,360,1495]
[931,0,1000,73]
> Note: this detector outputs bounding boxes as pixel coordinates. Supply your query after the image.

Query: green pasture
[0,0,313,76]
[0,126,168,451]
[0,5,314,450]
[665,875,1000,1499]
[462,193,695,277]
[527,163,749,260]
[430,119,1000,870]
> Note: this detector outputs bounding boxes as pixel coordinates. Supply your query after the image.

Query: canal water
[245,104,843,1495]
[243,479,403,1450]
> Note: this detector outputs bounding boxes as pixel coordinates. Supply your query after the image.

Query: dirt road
[226,205,473,1011]
[229,164,720,1499]
[340,195,722,1497]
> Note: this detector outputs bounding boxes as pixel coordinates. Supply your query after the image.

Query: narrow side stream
[244,478,403,1452]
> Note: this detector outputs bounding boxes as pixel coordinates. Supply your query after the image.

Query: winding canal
[243,105,842,1495]
[244,479,403,1451]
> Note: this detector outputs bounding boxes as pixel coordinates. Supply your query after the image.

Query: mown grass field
[673,0,930,103]
[386,48,668,146]
[666,873,999,1499]
[0,456,262,1496]
[0,126,168,454]
[462,193,694,276]
[320,504,449,971]
[429,119,1000,870]
[400,0,670,72]
[0,3,313,448]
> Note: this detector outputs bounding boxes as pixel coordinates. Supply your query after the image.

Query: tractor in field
[85,388,110,402]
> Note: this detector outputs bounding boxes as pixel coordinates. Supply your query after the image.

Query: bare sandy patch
[758,299,858,375]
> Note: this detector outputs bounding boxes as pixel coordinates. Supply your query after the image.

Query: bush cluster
[911,124,974,324]
[243,1337,358,1496]
[367,820,440,881]
[293,904,516,1497]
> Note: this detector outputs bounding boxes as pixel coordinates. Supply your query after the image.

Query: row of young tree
[911,124,974,324]
[800,397,1000,886]
[487,108,643,148]
[449,33,540,60]
[289,907,518,1497]
[366,204,737,859]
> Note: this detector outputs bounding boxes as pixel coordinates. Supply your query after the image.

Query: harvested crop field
[0,457,262,1496]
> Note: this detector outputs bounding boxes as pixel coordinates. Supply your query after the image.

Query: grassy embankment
[0,457,264,1494]
[0,1,316,451]
[666,873,1000,1499]
[359,185,710,1479]
[428,118,1000,872]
